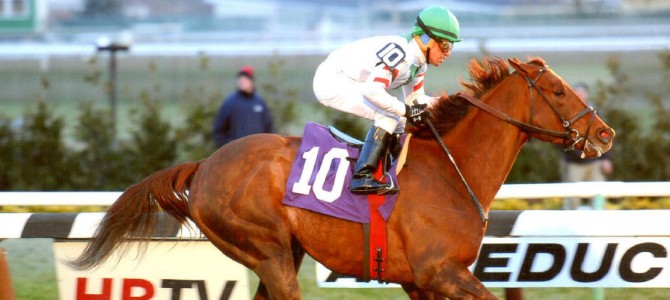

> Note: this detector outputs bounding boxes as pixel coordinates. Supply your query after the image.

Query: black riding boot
[350,126,398,194]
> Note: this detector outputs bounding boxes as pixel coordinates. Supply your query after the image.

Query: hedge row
[0,100,182,191]
[1,54,668,198]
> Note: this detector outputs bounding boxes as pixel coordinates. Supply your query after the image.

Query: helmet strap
[416,16,438,42]
[426,46,431,64]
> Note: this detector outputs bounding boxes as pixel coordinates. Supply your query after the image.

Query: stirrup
[375,172,398,195]
[351,172,398,195]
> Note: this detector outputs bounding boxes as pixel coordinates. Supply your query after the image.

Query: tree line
[1,53,668,192]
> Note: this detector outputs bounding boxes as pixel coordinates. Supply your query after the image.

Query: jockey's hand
[405,103,429,126]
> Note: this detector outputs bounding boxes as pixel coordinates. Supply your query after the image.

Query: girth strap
[363,163,388,283]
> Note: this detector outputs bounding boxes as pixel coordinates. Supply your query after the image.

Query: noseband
[457,67,597,151]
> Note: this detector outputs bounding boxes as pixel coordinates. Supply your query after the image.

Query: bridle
[457,66,597,151]
[423,66,599,225]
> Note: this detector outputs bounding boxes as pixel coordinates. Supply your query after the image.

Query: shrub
[0,117,15,189]
[13,101,75,190]
[175,53,220,161]
[506,141,561,183]
[260,58,300,135]
[593,53,670,181]
[69,103,131,190]
[124,95,177,180]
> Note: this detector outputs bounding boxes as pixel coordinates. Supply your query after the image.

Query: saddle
[328,126,411,176]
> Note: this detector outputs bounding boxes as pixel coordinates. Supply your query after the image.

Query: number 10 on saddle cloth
[282,123,407,223]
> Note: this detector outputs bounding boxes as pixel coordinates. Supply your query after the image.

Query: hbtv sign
[54,242,250,300]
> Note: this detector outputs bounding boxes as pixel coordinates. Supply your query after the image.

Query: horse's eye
[554,89,565,97]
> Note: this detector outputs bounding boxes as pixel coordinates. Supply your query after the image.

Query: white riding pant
[313,63,406,134]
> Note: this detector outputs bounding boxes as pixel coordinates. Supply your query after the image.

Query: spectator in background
[212,65,273,147]
[561,83,613,209]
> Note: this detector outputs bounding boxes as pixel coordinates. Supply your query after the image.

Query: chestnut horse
[71,57,614,299]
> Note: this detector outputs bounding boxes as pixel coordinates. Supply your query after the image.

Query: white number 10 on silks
[291,147,350,203]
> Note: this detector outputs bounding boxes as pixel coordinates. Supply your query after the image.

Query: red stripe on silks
[413,80,424,92]
[368,163,388,282]
[382,66,399,79]
[374,77,390,88]
[418,73,424,77]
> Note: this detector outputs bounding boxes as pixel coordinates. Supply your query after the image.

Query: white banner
[54,241,249,300]
[317,237,670,288]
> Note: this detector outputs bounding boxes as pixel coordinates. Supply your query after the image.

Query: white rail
[0,182,668,206]
[0,192,122,206]
[494,181,670,199]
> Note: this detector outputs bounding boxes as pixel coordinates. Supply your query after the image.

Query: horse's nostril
[600,130,609,139]
[598,128,614,143]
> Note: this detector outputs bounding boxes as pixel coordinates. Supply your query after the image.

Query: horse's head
[507,57,614,158]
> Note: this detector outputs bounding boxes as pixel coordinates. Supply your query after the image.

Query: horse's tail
[68,161,202,270]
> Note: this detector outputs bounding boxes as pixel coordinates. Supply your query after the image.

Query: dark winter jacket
[212,91,273,147]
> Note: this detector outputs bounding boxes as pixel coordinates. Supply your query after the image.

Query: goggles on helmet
[416,16,454,54]
[437,38,454,54]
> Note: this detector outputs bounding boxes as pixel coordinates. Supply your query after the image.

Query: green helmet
[412,6,461,43]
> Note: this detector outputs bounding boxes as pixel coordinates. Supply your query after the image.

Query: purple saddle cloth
[282,122,405,223]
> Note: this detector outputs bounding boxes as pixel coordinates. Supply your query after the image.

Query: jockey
[313,6,461,194]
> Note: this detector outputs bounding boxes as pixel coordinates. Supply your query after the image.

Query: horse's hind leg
[253,283,269,300]
[252,252,302,300]
[254,240,305,300]
[253,259,305,300]
[291,237,307,272]
[428,261,497,300]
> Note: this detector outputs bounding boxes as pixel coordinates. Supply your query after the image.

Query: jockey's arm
[361,65,407,117]
[402,70,438,108]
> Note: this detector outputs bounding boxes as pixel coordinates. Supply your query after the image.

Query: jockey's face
[428,39,451,67]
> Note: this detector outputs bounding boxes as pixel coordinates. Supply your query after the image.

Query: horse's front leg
[424,261,497,300]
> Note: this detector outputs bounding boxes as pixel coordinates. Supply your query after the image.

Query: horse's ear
[508,58,531,76]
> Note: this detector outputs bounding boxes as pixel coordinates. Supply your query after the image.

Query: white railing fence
[1,182,668,206]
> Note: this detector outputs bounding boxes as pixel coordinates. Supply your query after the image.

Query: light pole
[96,37,130,139]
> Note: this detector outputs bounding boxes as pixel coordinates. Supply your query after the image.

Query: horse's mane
[411,57,544,138]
